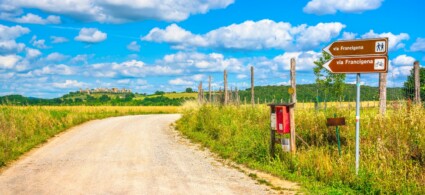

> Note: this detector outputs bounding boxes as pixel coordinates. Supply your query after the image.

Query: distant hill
[0,84,405,106]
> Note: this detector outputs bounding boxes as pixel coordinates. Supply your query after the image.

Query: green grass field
[0,106,178,168]
[176,101,425,194]
[134,92,197,100]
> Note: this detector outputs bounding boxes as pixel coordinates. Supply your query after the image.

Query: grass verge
[176,101,424,194]
[0,106,178,167]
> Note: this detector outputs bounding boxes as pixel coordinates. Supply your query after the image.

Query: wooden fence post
[290,58,297,103]
[224,69,228,105]
[379,73,387,115]
[251,66,255,107]
[290,58,296,154]
[208,76,212,103]
[414,61,421,104]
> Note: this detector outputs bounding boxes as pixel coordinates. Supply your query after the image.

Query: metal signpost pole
[355,73,361,175]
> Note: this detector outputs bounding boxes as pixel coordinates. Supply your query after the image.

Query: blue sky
[0,0,424,98]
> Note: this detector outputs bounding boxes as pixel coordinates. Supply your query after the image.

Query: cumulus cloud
[52,80,87,89]
[392,55,416,66]
[0,24,30,40]
[389,63,412,78]
[30,35,48,49]
[1,0,234,23]
[142,20,345,51]
[0,40,26,54]
[341,32,357,40]
[361,30,409,51]
[83,59,183,78]
[169,78,194,86]
[75,28,107,43]
[31,64,75,76]
[25,48,41,59]
[127,41,140,52]
[303,0,384,15]
[50,36,69,43]
[46,52,69,62]
[1,13,61,24]
[410,38,425,52]
[0,24,29,54]
[161,52,244,72]
[273,51,322,71]
[0,54,21,69]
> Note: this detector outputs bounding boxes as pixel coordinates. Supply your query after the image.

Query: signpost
[322,38,388,175]
[323,38,388,57]
[323,56,388,73]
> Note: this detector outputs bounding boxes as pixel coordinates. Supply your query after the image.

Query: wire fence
[198,62,423,111]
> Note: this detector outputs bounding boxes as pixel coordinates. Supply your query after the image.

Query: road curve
[0,114,272,195]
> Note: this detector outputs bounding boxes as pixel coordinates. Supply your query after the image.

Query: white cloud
[1,0,234,23]
[0,54,21,69]
[161,52,244,72]
[3,13,61,24]
[52,80,86,89]
[30,35,48,49]
[75,28,107,43]
[46,52,69,62]
[341,32,357,40]
[0,24,29,54]
[410,38,425,52]
[169,78,194,86]
[273,51,322,70]
[127,41,140,52]
[25,48,41,59]
[71,54,92,65]
[50,36,69,43]
[392,55,415,66]
[0,40,26,54]
[303,0,384,15]
[31,64,75,76]
[237,74,247,79]
[84,59,183,78]
[361,30,409,51]
[143,20,345,51]
[117,79,131,84]
[296,22,346,50]
[0,24,30,40]
[389,62,412,78]
[136,79,147,85]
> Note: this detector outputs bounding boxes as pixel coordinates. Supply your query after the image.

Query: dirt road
[0,114,289,194]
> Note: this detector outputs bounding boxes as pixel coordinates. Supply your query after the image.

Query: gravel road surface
[0,114,287,194]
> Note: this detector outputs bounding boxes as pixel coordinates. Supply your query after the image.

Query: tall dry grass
[0,106,178,167]
[176,101,425,193]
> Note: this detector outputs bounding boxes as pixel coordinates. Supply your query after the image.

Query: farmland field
[176,101,425,194]
[0,106,178,167]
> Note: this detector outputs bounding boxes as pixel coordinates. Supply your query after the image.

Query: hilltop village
[79,88,132,95]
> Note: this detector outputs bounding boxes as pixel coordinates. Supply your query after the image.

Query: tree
[185,87,193,93]
[313,52,346,101]
[403,67,425,100]
[99,94,111,102]
[154,91,165,95]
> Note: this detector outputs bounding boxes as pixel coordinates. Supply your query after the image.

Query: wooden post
[198,82,201,103]
[199,81,204,104]
[414,61,421,104]
[208,76,212,103]
[224,69,228,105]
[290,58,297,103]
[290,58,297,154]
[251,66,255,106]
[379,73,387,115]
[235,87,239,105]
[290,105,296,154]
